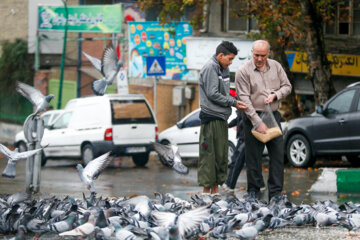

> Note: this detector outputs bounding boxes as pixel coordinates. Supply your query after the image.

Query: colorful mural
[128,21,197,80]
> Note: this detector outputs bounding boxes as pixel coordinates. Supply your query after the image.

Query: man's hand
[236,101,248,111]
[264,93,277,104]
[256,121,268,134]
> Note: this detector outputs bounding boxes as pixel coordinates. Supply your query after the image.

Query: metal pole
[32,118,44,193]
[77,32,82,98]
[154,76,158,118]
[25,142,34,193]
[57,0,68,109]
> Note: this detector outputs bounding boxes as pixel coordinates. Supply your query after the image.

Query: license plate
[126,147,146,153]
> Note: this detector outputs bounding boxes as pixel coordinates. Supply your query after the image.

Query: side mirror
[316,105,324,114]
[176,122,183,129]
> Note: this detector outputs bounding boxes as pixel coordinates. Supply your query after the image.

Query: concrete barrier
[337,169,360,194]
[0,121,22,146]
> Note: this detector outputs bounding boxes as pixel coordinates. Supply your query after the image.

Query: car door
[42,111,76,157]
[176,110,201,158]
[311,89,356,153]
[346,89,360,151]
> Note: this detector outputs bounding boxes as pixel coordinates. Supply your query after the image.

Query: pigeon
[0,144,45,178]
[46,211,77,233]
[76,151,113,192]
[16,81,54,118]
[151,205,210,238]
[151,142,189,174]
[83,45,123,96]
[59,214,95,236]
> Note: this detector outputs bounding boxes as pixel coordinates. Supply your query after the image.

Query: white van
[39,94,157,166]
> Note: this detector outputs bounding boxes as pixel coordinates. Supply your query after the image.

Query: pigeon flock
[0,190,360,239]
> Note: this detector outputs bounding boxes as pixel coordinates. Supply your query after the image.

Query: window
[183,111,201,128]
[52,112,72,129]
[110,100,155,124]
[327,89,355,114]
[325,0,360,36]
[225,0,257,32]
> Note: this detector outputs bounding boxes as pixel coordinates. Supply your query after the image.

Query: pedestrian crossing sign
[146,56,166,76]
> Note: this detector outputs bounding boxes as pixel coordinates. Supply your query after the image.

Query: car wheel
[132,152,150,167]
[18,141,27,152]
[41,151,47,167]
[287,134,314,168]
[82,144,94,166]
[346,155,360,167]
[228,142,235,166]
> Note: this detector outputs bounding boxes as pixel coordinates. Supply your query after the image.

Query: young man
[235,40,292,201]
[198,41,248,195]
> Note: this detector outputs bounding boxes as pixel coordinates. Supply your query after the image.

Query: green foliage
[0,39,34,123]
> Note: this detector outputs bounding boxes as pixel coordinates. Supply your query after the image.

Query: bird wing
[13,148,42,161]
[151,211,177,228]
[152,142,174,166]
[0,144,13,159]
[177,206,210,237]
[82,51,102,73]
[83,152,112,180]
[101,45,118,78]
[16,81,45,108]
[172,145,189,174]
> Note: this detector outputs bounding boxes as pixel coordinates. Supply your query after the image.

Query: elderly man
[235,40,292,201]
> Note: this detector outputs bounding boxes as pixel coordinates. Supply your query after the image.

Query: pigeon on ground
[16,81,54,118]
[151,142,189,174]
[151,205,210,239]
[0,143,45,178]
[59,214,95,236]
[76,151,113,192]
[83,45,123,96]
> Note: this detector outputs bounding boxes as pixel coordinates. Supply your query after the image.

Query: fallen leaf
[291,190,300,196]
[181,180,189,185]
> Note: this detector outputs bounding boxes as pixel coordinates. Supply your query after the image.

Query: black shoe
[269,193,282,203]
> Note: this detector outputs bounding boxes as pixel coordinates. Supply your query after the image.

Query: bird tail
[92,79,107,96]
[2,162,17,178]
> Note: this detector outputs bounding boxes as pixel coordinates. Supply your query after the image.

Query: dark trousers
[243,111,284,199]
[225,140,246,189]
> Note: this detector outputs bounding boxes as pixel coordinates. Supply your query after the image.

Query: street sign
[146,56,166,76]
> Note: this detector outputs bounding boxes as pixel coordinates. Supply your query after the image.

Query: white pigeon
[151,205,210,239]
[16,81,54,118]
[83,45,123,96]
[0,143,44,178]
[151,142,189,174]
[76,151,113,192]
[59,214,95,236]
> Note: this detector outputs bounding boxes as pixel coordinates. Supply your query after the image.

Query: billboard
[38,5,122,33]
[128,21,198,80]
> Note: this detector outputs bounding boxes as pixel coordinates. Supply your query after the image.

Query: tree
[138,0,338,115]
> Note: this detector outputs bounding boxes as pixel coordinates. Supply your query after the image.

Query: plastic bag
[251,104,282,143]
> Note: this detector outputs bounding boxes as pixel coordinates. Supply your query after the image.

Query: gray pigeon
[0,143,44,178]
[16,81,54,118]
[83,45,123,96]
[151,205,210,239]
[151,142,189,174]
[76,151,113,192]
[7,192,31,206]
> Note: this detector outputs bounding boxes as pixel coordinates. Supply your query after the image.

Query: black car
[284,82,360,167]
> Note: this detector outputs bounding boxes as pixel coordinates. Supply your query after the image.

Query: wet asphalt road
[0,153,359,239]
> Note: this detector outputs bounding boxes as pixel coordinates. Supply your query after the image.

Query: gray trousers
[243,111,284,199]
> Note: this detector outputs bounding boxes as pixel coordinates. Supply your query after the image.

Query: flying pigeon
[151,205,210,239]
[83,45,123,96]
[151,142,189,174]
[76,151,113,192]
[0,143,45,178]
[16,81,54,118]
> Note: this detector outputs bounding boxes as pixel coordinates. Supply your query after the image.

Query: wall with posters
[128,21,198,80]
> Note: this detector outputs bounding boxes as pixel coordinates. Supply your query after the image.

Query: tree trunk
[298,0,336,106]
[271,41,300,120]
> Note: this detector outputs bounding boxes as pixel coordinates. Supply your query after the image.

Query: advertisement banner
[128,21,198,80]
[286,51,360,77]
[38,5,122,33]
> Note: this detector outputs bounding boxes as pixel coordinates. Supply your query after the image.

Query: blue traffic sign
[146,56,166,76]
